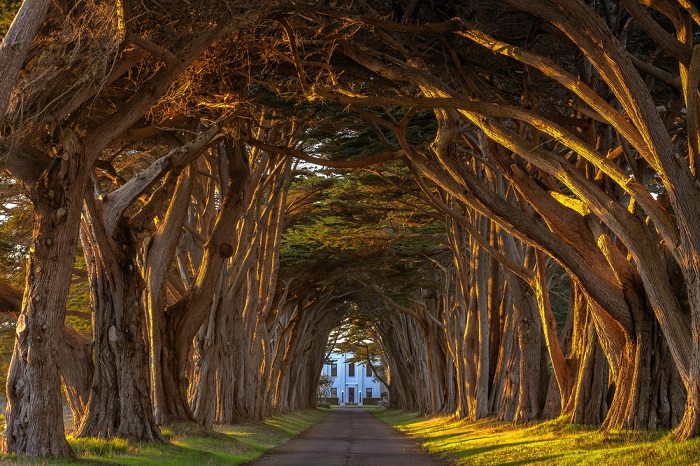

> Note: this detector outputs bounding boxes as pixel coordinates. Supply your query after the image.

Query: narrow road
[252,408,440,466]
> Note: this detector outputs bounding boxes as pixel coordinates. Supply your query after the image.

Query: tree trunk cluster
[4,0,700,459]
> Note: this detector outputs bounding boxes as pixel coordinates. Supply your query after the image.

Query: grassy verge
[0,408,327,465]
[374,409,700,465]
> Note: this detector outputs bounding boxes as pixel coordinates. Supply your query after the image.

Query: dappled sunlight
[54,409,326,465]
[376,410,700,465]
[3,0,700,462]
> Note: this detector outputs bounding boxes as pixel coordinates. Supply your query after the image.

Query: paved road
[252,408,440,466]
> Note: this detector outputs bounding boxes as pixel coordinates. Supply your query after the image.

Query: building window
[348,362,355,377]
[366,365,372,377]
[331,363,337,376]
[331,387,337,397]
[366,388,372,399]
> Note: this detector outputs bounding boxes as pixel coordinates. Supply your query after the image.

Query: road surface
[251,408,440,466]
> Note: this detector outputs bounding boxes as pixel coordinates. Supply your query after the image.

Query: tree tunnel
[2,0,700,459]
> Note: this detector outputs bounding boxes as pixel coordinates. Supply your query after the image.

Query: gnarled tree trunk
[76,214,161,440]
[3,131,87,458]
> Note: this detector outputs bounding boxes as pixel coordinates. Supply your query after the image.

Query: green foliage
[0,1,20,38]
[0,315,14,398]
[374,410,700,465]
[300,106,436,162]
[65,256,92,337]
[0,180,31,286]
[281,169,444,281]
[318,373,334,398]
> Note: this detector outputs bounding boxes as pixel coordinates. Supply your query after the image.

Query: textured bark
[490,291,518,421]
[566,287,609,425]
[152,313,195,424]
[59,326,93,429]
[0,0,51,121]
[77,123,222,435]
[76,213,161,441]
[3,23,222,454]
[603,309,684,430]
[507,270,545,423]
[151,142,250,424]
[534,252,575,411]
[470,227,490,418]
[0,279,93,429]
[144,171,194,425]
[677,249,700,438]
[3,130,87,458]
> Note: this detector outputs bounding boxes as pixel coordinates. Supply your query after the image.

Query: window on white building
[331,387,337,397]
[366,388,372,399]
[366,365,372,377]
[331,363,337,376]
[348,362,355,377]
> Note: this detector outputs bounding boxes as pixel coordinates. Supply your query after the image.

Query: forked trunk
[77,222,161,440]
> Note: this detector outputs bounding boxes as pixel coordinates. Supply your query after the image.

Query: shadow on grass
[444,439,547,462]
[376,410,700,465]
[499,455,562,465]
[61,432,255,466]
[424,434,497,448]
[0,409,327,466]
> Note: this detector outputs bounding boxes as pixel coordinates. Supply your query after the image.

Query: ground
[4,407,700,464]
[0,409,326,465]
[251,407,436,466]
[375,409,700,465]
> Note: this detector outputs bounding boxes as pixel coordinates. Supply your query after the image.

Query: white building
[320,352,386,405]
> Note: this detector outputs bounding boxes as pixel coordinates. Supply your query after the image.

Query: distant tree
[318,374,334,399]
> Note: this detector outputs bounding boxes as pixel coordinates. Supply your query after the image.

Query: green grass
[374,409,700,465]
[0,408,326,465]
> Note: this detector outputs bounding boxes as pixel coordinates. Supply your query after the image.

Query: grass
[0,408,327,465]
[374,409,700,465]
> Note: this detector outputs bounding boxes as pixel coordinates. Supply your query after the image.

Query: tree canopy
[2,0,700,459]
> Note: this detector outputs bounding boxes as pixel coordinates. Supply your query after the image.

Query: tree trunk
[3,132,87,458]
[677,254,700,439]
[76,219,161,441]
[1,279,93,430]
[602,300,684,430]
[566,288,609,425]
[507,271,544,423]
[59,326,94,430]
[0,0,51,121]
[490,292,518,421]
[152,311,195,424]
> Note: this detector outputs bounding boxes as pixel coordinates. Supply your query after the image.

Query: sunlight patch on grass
[69,436,132,457]
[0,408,326,465]
[374,409,700,465]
